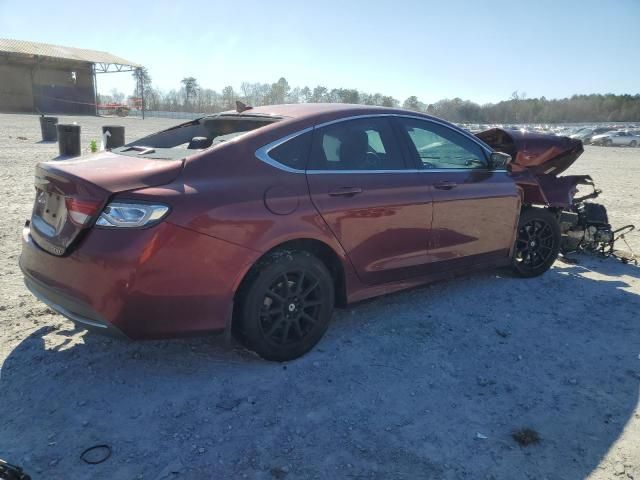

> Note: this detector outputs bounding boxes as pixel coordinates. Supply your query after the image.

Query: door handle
[434,181,457,190]
[328,187,363,197]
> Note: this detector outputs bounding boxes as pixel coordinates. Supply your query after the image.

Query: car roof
[221,103,417,120]
[247,103,384,118]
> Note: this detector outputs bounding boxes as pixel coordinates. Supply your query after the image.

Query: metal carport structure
[0,38,144,116]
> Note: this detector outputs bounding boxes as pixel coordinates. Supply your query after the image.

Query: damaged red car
[20,103,588,361]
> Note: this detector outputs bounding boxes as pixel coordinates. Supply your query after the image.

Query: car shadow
[1,256,638,479]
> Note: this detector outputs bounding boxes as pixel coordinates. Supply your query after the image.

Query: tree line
[100,69,640,124]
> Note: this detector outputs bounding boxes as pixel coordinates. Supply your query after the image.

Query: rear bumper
[23,272,125,337]
[20,222,257,339]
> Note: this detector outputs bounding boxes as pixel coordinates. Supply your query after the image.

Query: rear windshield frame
[112,113,283,159]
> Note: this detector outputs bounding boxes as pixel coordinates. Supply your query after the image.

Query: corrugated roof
[0,38,141,67]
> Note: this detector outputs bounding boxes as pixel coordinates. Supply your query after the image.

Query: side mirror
[489,151,511,170]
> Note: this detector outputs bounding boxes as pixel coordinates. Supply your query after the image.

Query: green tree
[270,77,290,104]
[403,96,426,112]
[132,67,152,101]
[180,77,199,110]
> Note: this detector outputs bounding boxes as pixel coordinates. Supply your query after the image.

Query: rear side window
[268,131,313,170]
[309,118,405,170]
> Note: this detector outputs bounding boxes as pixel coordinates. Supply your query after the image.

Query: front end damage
[477,128,636,263]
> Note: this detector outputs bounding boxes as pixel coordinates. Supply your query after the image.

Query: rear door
[613,132,627,145]
[394,117,520,270]
[306,117,433,284]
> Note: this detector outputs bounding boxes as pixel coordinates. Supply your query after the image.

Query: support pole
[93,64,98,116]
[139,68,145,120]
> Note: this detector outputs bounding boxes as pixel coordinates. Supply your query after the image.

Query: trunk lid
[30,151,183,256]
[476,128,584,176]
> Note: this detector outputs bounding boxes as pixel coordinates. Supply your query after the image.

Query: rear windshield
[112,114,282,159]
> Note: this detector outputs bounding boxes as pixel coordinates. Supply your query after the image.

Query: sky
[1,0,639,104]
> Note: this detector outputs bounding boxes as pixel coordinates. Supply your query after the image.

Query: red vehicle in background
[97,102,130,116]
[20,103,587,361]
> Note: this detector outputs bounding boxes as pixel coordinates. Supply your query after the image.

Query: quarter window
[268,131,313,170]
[398,118,487,169]
[309,118,405,170]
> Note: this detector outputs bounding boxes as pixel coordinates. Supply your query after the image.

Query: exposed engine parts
[559,176,636,264]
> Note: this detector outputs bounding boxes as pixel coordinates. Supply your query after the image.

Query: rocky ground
[0,113,639,479]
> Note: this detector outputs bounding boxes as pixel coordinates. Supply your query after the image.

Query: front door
[394,117,520,270]
[306,117,433,284]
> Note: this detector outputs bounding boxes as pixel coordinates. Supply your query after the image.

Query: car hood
[476,128,584,176]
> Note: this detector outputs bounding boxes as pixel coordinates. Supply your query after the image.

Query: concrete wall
[0,56,95,114]
[0,62,33,112]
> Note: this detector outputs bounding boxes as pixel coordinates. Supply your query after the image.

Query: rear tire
[511,208,561,278]
[236,250,334,361]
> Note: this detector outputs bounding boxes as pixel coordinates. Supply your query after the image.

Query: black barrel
[39,116,58,142]
[102,125,125,149]
[57,124,81,157]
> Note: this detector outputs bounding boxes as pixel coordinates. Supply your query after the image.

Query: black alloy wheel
[259,270,324,346]
[237,250,334,361]
[512,208,561,277]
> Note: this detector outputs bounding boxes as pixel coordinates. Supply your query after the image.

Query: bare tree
[222,86,236,110]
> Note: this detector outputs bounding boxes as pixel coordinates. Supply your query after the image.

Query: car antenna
[235,101,253,113]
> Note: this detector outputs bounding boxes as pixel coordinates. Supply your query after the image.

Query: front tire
[630,140,637,148]
[511,208,561,278]
[236,250,335,361]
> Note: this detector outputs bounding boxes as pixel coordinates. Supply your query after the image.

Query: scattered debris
[16,136,28,141]
[216,398,242,411]
[477,376,496,387]
[512,428,540,446]
[80,444,112,465]
[270,466,289,479]
[495,328,511,338]
[614,462,625,476]
[157,460,183,479]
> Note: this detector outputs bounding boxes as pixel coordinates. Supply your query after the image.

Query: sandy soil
[1,113,639,480]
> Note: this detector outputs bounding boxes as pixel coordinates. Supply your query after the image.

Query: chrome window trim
[254,113,496,174]
[254,127,313,174]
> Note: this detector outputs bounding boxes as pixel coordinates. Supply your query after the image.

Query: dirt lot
[1,113,639,480]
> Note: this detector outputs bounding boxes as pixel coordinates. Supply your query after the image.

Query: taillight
[65,197,102,226]
[95,202,169,228]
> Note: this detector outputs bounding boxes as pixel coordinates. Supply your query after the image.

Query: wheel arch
[231,237,348,321]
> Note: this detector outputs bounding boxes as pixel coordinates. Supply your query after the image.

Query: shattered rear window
[112,114,282,159]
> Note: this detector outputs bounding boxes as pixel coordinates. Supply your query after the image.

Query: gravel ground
[0,113,639,480]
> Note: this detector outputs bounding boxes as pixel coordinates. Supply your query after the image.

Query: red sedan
[20,104,582,360]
